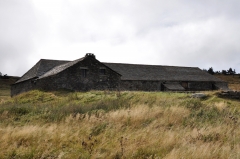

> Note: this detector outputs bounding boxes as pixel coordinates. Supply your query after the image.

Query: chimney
[85,53,96,59]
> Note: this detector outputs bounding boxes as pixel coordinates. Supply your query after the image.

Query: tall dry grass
[0,90,240,158]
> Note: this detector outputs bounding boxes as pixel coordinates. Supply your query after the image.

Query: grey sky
[1,0,240,76]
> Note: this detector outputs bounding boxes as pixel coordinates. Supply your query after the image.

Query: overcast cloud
[1,0,240,76]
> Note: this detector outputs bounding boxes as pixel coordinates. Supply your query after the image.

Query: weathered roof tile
[39,57,84,79]
[16,59,69,83]
[103,62,223,82]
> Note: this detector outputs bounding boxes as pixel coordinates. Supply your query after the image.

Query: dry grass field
[0,75,240,158]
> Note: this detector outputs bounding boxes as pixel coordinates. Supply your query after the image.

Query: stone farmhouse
[11,53,229,96]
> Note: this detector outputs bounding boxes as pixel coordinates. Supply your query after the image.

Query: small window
[81,69,87,77]
[99,68,106,75]
[181,82,188,88]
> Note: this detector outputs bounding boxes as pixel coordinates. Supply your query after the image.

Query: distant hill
[0,76,20,97]
[0,76,20,88]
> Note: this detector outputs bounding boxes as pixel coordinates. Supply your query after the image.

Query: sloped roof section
[16,59,69,83]
[163,83,185,91]
[214,83,231,91]
[103,63,223,82]
[39,57,85,79]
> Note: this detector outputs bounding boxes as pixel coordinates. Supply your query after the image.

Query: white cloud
[1,0,240,75]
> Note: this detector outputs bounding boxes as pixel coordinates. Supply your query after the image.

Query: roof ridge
[103,62,199,69]
[35,59,43,77]
[15,60,42,83]
[39,58,71,62]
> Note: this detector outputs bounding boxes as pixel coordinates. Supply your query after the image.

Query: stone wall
[218,90,240,99]
[119,81,227,91]
[188,82,213,91]
[119,80,162,91]
[35,58,121,92]
[11,79,34,96]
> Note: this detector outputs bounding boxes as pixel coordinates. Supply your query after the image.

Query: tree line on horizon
[0,72,9,79]
[203,67,237,75]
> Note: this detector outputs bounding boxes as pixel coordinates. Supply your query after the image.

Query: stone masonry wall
[11,79,35,97]
[39,56,121,91]
[188,82,213,91]
[120,81,222,91]
[119,80,162,91]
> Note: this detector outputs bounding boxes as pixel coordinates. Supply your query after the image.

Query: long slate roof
[16,56,224,83]
[103,62,223,82]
